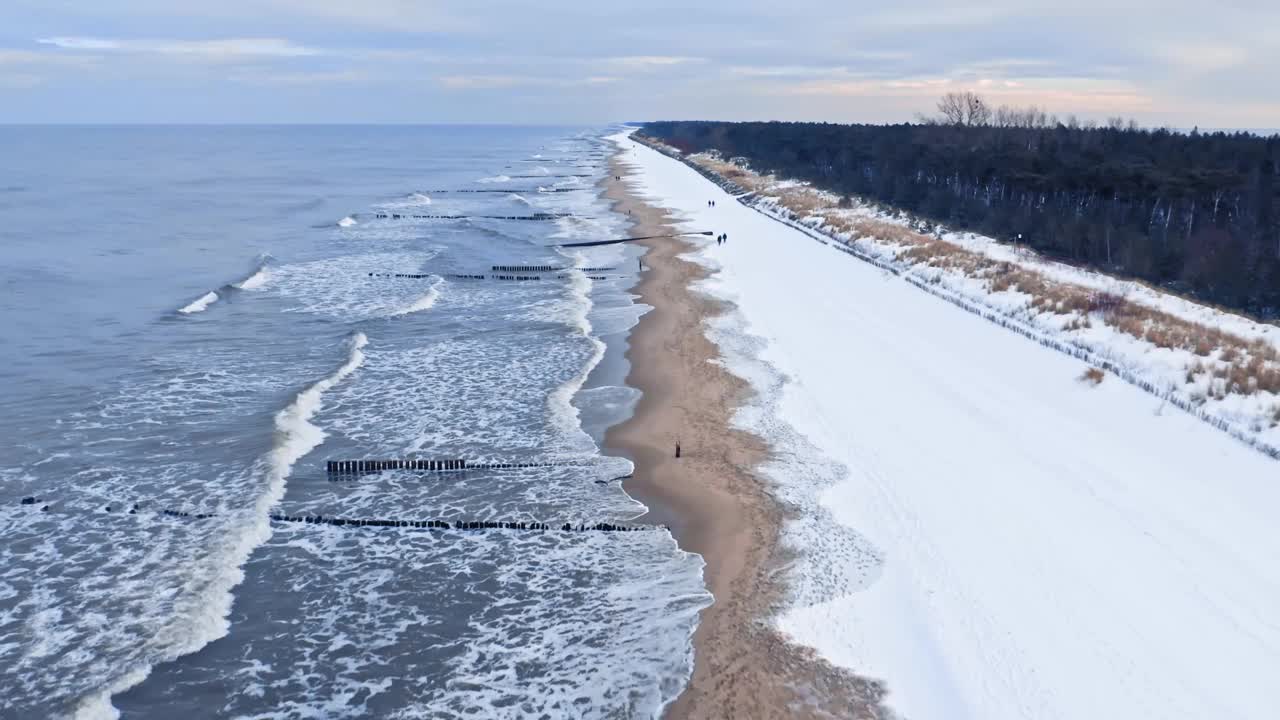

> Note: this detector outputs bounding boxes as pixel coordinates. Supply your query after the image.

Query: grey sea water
[0,126,709,719]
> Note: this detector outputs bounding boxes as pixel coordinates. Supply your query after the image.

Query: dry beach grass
[688,145,1280,415]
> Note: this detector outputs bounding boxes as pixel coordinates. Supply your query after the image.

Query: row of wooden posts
[13,501,656,534]
[327,459,466,473]
[490,265,616,272]
[326,459,577,474]
[484,275,612,281]
[372,213,567,221]
[417,188,578,193]
[264,516,654,532]
[367,272,615,282]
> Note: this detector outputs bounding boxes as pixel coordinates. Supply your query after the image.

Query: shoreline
[601,139,887,719]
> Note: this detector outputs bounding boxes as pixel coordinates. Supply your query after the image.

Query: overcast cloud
[2,0,1276,127]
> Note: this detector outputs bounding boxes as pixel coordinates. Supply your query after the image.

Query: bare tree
[994,105,1018,128]
[937,92,968,125]
[937,96,1139,132]
[937,91,991,126]
[966,92,991,126]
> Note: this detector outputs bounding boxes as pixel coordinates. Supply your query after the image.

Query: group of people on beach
[708,199,727,245]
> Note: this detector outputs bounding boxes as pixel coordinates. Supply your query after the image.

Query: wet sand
[602,146,888,720]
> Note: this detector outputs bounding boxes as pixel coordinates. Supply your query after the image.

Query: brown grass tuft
[1080,367,1106,385]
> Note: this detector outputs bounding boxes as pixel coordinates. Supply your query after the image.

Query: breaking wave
[73,333,369,719]
[389,278,444,317]
[234,267,269,290]
[178,292,218,314]
[547,261,607,444]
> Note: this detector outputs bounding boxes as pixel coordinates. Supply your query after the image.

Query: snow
[612,131,1280,720]
[690,153,1280,448]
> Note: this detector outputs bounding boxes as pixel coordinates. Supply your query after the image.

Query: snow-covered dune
[615,132,1280,720]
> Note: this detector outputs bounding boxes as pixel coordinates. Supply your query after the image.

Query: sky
[1,0,1277,128]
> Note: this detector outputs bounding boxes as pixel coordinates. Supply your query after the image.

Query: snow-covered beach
[614,131,1280,720]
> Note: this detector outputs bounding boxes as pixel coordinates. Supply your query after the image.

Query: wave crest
[234,267,269,290]
[389,278,444,317]
[178,292,219,314]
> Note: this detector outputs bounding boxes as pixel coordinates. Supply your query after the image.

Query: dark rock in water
[104,505,112,512]
[20,497,35,505]
[41,505,49,512]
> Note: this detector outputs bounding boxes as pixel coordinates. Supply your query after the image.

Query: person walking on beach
[675,440,681,458]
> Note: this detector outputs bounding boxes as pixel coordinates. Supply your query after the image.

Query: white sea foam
[268,252,441,320]
[337,216,358,228]
[72,667,150,720]
[545,262,607,448]
[72,333,368,719]
[178,291,218,314]
[389,277,443,317]
[586,302,648,337]
[271,332,368,480]
[509,193,532,206]
[233,267,269,290]
[374,193,434,211]
[552,215,610,241]
[220,527,708,720]
[477,175,511,184]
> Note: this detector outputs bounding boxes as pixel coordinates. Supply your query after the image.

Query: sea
[0,125,710,719]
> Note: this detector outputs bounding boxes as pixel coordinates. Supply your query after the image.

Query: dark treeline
[639,119,1280,316]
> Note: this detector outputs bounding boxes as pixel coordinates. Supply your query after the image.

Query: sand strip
[602,145,889,719]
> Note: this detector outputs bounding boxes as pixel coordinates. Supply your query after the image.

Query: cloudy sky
[2,0,1276,127]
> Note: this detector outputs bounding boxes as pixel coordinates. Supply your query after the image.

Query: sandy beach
[602,146,888,720]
